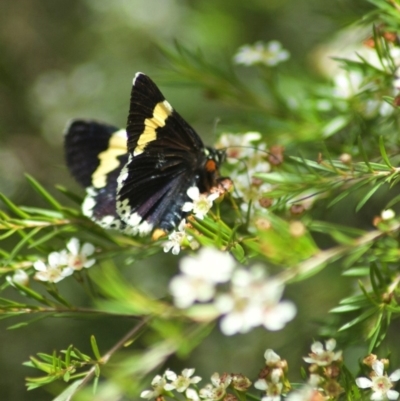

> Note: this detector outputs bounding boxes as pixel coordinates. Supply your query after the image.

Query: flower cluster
[141,368,201,400]
[163,186,222,255]
[356,354,400,401]
[286,339,344,401]
[33,238,96,283]
[316,27,400,118]
[139,347,400,401]
[233,41,290,67]
[215,132,274,230]
[163,219,199,255]
[169,247,296,335]
[141,368,252,401]
[254,349,290,401]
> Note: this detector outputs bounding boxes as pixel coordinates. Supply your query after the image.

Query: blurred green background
[0,0,374,400]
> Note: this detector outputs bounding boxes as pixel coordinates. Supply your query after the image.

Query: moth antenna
[211,118,221,138]
[218,145,279,162]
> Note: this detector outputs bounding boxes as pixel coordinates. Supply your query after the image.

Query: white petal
[310,341,323,354]
[66,237,80,255]
[254,379,268,390]
[140,390,153,399]
[186,388,200,401]
[83,258,96,268]
[48,251,64,267]
[163,383,175,391]
[325,338,336,351]
[373,361,384,376]
[61,267,74,277]
[177,219,186,231]
[355,377,373,389]
[371,391,385,401]
[390,369,400,382]
[81,242,95,256]
[171,244,181,255]
[264,349,281,364]
[165,369,177,380]
[208,192,219,202]
[182,202,194,212]
[33,260,47,272]
[187,186,200,200]
[387,390,400,400]
[182,368,195,378]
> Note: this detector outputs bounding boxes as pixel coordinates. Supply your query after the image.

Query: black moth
[65,72,226,239]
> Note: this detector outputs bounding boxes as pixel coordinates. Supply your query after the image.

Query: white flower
[261,383,283,401]
[265,349,282,365]
[215,132,262,163]
[215,266,296,335]
[356,360,400,400]
[333,70,364,99]
[6,269,29,287]
[199,373,231,400]
[140,374,167,399]
[286,374,323,401]
[163,219,199,255]
[65,237,95,271]
[33,251,73,283]
[303,339,342,366]
[182,187,219,219]
[381,209,395,221]
[234,41,290,67]
[164,368,202,393]
[170,248,236,308]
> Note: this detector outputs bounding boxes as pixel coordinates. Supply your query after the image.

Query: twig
[66,317,151,400]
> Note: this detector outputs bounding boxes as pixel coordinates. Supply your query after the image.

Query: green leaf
[0,192,30,218]
[338,307,378,331]
[342,267,370,276]
[9,227,42,260]
[52,378,84,401]
[25,174,62,211]
[379,136,393,168]
[356,182,383,212]
[330,304,362,313]
[357,136,373,172]
[90,335,102,361]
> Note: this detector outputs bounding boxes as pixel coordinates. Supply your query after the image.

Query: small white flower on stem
[163,219,199,255]
[199,373,232,401]
[264,349,282,366]
[381,209,395,221]
[182,186,219,220]
[234,41,290,67]
[356,360,400,401]
[303,339,342,366]
[140,374,167,399]
[164,368,202,393]
[33,251,73,283]
[6,269,29,287]
[169,248,236,308]
[65,237,95,271]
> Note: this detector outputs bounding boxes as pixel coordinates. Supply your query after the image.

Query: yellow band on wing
[133,100,172,156]
[92,130,127,188]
